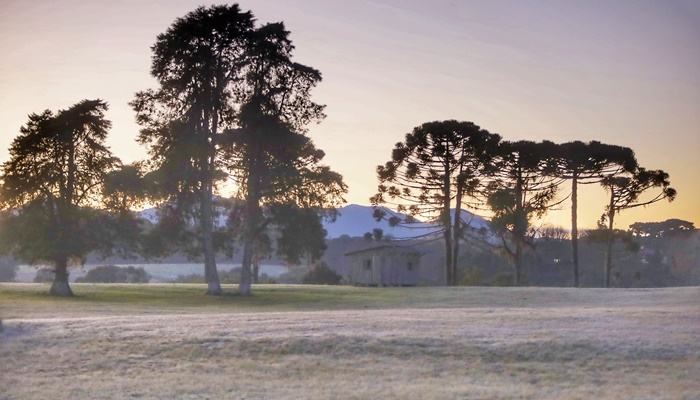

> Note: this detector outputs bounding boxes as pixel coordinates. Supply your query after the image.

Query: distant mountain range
[323,204,490,239]
[323,204,430,239]
[138,203,490,239]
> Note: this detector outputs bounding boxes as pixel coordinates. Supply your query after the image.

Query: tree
[0,100,119,296]
[486,140,563,286]
[584,227,640,287]
[134,7,345,296]
[372,120,500,285]
[552,141,636,287]
[223,22,346,296]
[599,168,676,287]
[131,5,255,295]
[629,219,698,285]
[629,219,696,238]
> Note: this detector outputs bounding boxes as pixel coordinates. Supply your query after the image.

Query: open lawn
[1,284,699,399]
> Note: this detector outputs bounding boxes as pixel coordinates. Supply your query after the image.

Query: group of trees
[0,5,681,295]
[0,5,346,296]
[372,120,675,287]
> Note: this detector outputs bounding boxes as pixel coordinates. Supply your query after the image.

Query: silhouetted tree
[102,162,150,211]
[599,168,676,287]
[584,227,640,287]
[134,7,345,296]
[0,100,119,296]
[372,120,500,285]
[629,219,696,238]
[537,224,571,241]
[223,22,346,295]
[552,141,637,286]
[226,201,333,283]
[131,5,255,295]
[628,219,699,285]
[486,140,563,286]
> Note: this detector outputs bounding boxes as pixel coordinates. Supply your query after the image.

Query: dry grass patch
[1,285,698,399]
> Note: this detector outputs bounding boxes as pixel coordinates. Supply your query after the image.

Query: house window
[407,262,413,271]
[364,259,372,270]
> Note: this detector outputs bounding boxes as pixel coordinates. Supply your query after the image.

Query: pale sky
[1,0,698,230]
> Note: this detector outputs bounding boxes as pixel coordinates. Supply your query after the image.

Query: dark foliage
[302,262,342,285]
[0,99,123,296]
[75,265,151,283]
[372,120,501,285]
[33,268,54,283]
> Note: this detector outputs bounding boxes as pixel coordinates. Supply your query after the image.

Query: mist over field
[1,285,698,399]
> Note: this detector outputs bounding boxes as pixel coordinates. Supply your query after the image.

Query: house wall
[347,248,421,286]
[347,249,382,286]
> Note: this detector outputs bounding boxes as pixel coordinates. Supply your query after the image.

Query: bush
[75,265,151,283]
[302,262,342,285]
[220,267,243,284]
[33,268,55,283]
[277,266,308,284]
[460,266,485,286]
[169,273,205,283]
[169,267,277,284]
[0,257,18,282]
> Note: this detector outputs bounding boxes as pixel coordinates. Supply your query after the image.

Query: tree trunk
[513,170,524,286]
[252,255,260,284]
[202,86,223,296]
[201,184,222,295]
[444,224,453,286]
[50,256,73,297]
[452,183,464,286]
[442,153,453,286]
[239,143,262,296]
[240,238,254,296]
[571,173,580,287]
[239,197,261,296]
[604,194,615,288]
[604,235,613,288]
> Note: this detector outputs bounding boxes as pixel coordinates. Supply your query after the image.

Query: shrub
[302,262,342,285]
[170,273,205,284]
[460,266,485,286]
[75,265,151,283]
[277,266,308,284]
[169,267,277,284]
[219,267,241,284]
[33,267,55,283]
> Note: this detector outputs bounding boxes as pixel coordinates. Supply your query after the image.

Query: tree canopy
[132,6,345,296]
[223,21,346,295]
[598,168,676,287]
[0,99,121,296]
[485,140,564,286]
[551,141,637,286]
[372,120,500,285]
[131,5,257,295]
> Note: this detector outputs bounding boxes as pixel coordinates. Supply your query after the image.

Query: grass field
[1,284,698,399]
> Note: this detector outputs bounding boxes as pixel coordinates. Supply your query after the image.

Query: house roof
[344,243,423,257]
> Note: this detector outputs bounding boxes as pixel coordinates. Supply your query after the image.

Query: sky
[1,0,698,230]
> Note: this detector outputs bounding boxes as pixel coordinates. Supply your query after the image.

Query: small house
[344,244,421,286]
